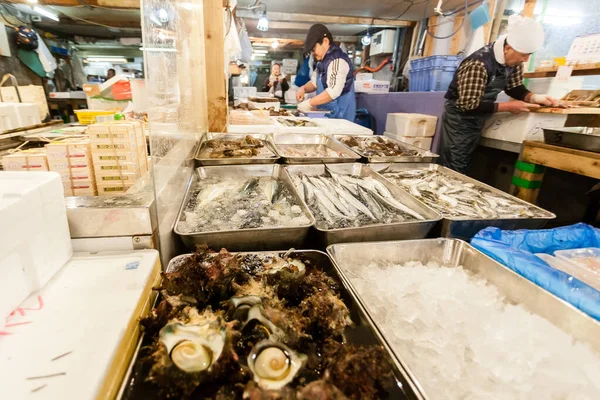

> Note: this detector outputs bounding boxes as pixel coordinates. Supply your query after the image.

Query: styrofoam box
[385,113,438,137]
[482,112,568,143]
[354,79,390,93]
[233,86,258,100]
[355,73,373,81]
[384,132,433,150]
[12,103,41,127]
[0,250,159,399]
[314,118,374,135]
[0,172,72,320]
[0,103,19,131]
[282,66,296,75]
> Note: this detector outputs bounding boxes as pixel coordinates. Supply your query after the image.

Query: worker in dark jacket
[439,16,560,173]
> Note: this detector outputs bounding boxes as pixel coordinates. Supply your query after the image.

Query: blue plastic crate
[429,66,457,92]
[410,58,428,71]
[429,55,462,68]
[409,68,430,91]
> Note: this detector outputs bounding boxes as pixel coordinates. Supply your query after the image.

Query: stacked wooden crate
[45,138,97,196]
[87,120,148,196]
[2,148,49,172]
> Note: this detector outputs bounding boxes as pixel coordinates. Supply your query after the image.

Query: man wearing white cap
[439,16,560,173]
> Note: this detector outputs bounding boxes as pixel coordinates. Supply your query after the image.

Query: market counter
[355,92,446,151]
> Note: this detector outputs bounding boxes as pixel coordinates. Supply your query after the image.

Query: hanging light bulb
[361,33,371,46]
[271,40,279,49]
[257,12,269,31]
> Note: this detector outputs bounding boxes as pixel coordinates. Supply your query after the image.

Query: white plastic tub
[385,112,438,137]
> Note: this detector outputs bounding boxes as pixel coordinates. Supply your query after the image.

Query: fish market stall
[272,134,361,164]
[175,164,314,251]
[333,135,438,163]
[194,133,279,166]
[285,163,441,246]
[327,238,600,400]
[370,163,555,240]
[119,248,420,399]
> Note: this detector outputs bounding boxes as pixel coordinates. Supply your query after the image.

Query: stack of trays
[45,138,97,196]
[87,121,148,196]
[2,149,48,172]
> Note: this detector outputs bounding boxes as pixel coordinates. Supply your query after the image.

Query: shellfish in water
[248,340,307,390]
[159,315,226,373]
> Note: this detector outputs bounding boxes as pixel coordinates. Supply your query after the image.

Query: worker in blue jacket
[296,24,356,122]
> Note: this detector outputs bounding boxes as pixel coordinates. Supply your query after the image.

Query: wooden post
[489,0,506,42]
[523,0,537,17]
[203,0,228,132]
[423,16,438,57]
[482,0,496,43]
[449,16,464,55]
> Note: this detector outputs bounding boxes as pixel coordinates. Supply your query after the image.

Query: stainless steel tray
[332,134,439,163]
[194,132,279,166]
[370,163,556,240]
[174,164,314,251]
[119,250,423,400]
[327,238,600,400]
[284,163,441,247]
[272,133,361,164]
[543,126,600,153]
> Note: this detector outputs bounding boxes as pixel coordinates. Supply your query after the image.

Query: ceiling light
[33,6,59,22]
[253,49,268,54]
[140,47,177,52]
[361,34,371,46]
[86,57,128,63]
[257,13,268,31]
[157,8,169,23]
[26,0,38,4]
[542,15,582,26]
[271,41,279,49]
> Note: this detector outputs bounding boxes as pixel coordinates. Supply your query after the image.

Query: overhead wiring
[422,0,469,40]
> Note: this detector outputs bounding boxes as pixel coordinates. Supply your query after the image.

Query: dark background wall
[0,26,42,86]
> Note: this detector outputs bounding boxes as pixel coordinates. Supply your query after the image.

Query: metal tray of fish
[118,249,423,400]
[194,133,279,166]
[543,126,600,153]
[370,163,556,240]
[284,163,441,247]
[272,133,361,164]
[174,164,314,251]
[327,238,600,400]
[332,134,439,163]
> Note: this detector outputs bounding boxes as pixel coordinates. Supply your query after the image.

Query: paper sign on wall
[556,66,573,82]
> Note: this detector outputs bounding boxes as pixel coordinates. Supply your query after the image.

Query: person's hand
[531,94,561,107]
[268,81,274,87]
[278,78,283,83]
[502,101,541,114]
[297,100,312,113]
[296,87,305,102]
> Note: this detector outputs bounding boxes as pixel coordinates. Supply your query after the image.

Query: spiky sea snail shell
[159,322,225,373]
[248,340,307,390]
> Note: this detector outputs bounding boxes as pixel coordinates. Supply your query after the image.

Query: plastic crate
[429,55,462,68]
[410,58,429,71]
[409,68,428,91]
[429,66,457,92]
[74,110,117,125]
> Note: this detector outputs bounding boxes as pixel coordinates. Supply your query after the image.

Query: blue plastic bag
[471,223,600,321]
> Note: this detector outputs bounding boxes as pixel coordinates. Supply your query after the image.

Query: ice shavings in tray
[346,261,600,400]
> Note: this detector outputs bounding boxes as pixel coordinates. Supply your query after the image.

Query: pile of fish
[289,167,424,230]
[178,176,311,233]
[339,136,420,157]
[277,144,351,159]
[198,135,276,159]
[381,168,547,219]
[277,118,317,128]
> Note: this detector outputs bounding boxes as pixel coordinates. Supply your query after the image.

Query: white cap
[506,15,545,54]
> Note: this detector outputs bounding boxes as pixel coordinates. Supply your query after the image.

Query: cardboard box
[354,79,390,93]
[45,139,92,159]
[2,150,48,171]
[97,181,134,196]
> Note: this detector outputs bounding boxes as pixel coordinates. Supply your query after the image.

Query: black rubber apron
[438,67,508,173]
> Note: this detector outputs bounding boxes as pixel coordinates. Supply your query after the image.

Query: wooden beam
[522,0,536,17]
[42,0,140,8]
[483,0,496,43]
[250,33,359,43]
[203,0,227,132]
[239,11,413,27]
[423,16,438,57]
[489,0,506,42]
[521,141,600,179]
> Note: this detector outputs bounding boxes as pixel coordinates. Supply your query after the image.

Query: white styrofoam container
[233,86,258,100]
[384,132,433,150]
[13,103,41,127]
[482,112,568,143]
[0,103,19,132]
[0,250,159,399]
[0,172,72,320]
[314,118,374,135]
[282,58,298,68]
[385,113,438,137]
[355,73,374,81]
[282,66,297,75]
[354,79,390,93]
[272,117,323,134]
